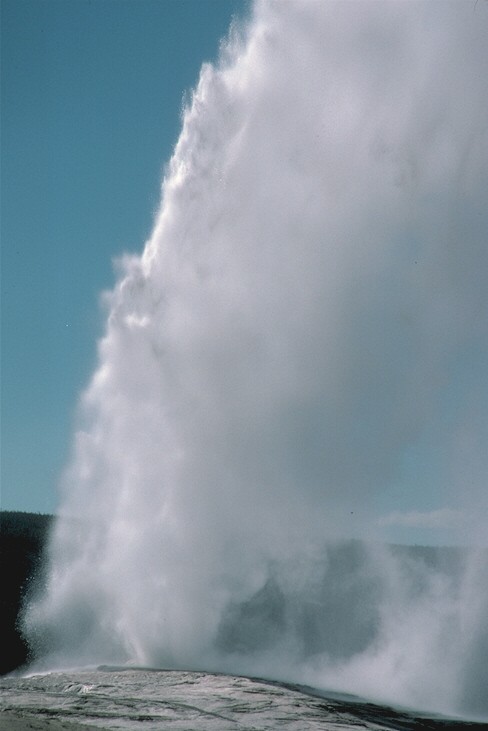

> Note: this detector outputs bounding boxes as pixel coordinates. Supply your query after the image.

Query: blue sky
[1,1,487,549]
[1,0,247,514]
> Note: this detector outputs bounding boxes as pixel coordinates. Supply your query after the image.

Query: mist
[24,0,488,720]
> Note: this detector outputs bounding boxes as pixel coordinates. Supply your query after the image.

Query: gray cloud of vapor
[25,0,488,718]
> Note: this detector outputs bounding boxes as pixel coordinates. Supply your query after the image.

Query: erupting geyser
[24,0,488,721]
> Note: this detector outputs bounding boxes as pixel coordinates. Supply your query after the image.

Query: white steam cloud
[25,0,488,720]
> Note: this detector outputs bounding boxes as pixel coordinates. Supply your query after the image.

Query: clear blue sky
[2,1,487,549]
[1,0,248,514]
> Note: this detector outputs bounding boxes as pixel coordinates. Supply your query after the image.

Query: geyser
[24,0,488,720]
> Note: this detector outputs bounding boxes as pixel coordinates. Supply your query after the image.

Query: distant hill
[0,511,53,675]
[1,512,479,680]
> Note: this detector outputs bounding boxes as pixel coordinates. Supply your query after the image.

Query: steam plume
[25,0,488,719]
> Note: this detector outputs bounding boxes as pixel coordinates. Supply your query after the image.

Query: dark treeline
[0,511,476,680]
[0,511,53,674]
